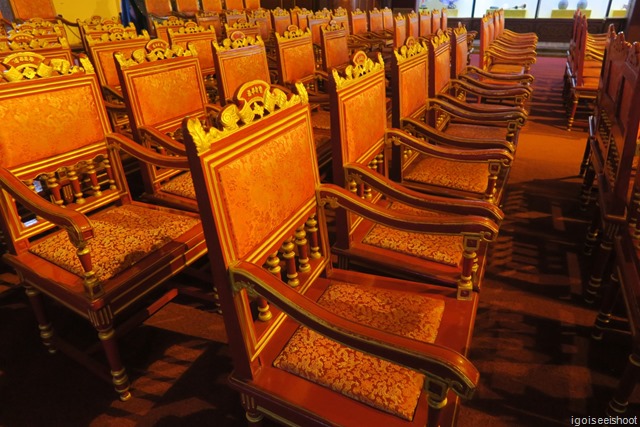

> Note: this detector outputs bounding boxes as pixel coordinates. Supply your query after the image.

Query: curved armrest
[462,66,534,84]
[398,118,515,153]
[486,49,536,66]
[56,15,79,27]
[0,168,94,244]
[344,164,504,223]
[230,261,480,397]
[387,128,514,163]
[451,76,532,95]
[138,126,187,156]
[106,133,190,170]
[437,93,528,116]
[428,98,527,126]
[103,100,128,112]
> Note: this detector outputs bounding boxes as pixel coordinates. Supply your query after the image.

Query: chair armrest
[451,76,532,96]
[138,126,187,156]
[103,100,128,112]
[56,15,79,27]
[462,66,535,84]
[428,97,527,126]
[106,133,190,170]
[0,168,94,243]
[486,49,536,66]
[387,128,514,163]
[230,261,480,398]
[445,82,531,106]
[343,163,504,223]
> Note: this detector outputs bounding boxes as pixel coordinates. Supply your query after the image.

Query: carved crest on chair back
[330,50,384,89]
[1,52,90,82]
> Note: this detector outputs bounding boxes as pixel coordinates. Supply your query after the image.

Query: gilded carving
[190,81,308,154]
[393,37,427,63]
[431,30,450,50]
[213,33,264,51]
[275,26,310,40]
[322,20,346,33]
[114,40,197,69]
[232,280,259,298]
[331,51,384,89]
[1,53,88,82]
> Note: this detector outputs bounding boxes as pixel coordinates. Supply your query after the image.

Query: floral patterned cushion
[160,172,196,199]
[274,281,445,421]
[362,202,463,266]
[403,154,489,194]
[29,205,200,283]
[444,123,507,141]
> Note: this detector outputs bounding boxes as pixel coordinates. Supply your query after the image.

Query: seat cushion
[362,202,463,266]
[444,123,507,141]
[274,281,445,420]
[403,154,490,194]
[29,205,200,283]
[160,172,196,199]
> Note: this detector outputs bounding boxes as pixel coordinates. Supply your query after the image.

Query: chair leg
[585,223,618,304]
[580,163,596,210]
[579,139,591,177]
[591,271,620,341]
[567,95,578,131]
[95,320,131,401]
[607,351,640,416]
[24,285,56,354]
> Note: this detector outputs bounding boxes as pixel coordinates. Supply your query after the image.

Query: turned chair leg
[607,351,640,416]
[24,285,56,354]
[591,271,620,341]
[94,319,131,401]
[567,94,579,131]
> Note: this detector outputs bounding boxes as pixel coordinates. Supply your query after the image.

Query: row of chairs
[0,7,537,427]
[579,29,640,417]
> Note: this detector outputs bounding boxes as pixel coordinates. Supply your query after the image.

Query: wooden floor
[0,55,638,426]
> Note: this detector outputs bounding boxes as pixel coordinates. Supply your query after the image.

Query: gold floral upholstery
[362,202,463,266]
[444,123,507,141]
[160,172,196,199]
[29,205,200,283]
[403,155,489,194]
[274,281,445,420]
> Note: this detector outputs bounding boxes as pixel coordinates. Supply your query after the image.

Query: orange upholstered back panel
[92,41,148,88]
[454,36,467,77]
[202,0,223,11]
[216,111,317,259]
[400,58,428,119]
[324,36,350,70]
[145,0,172,15]
[175,0,199,12]
[279,39,316,84]
[226,0,244,10]
[350,13,368,35]
[434,45,450,94]
[342,74,388,164]
[124,59,207,128]
[217,47,270,102]
[9,0,57,20]
[0,74,109,169]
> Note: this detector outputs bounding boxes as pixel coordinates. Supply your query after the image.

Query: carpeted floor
[0,56,638,426]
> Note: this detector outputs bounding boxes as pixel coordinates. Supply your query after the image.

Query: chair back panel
[308,16,330,45]
[382,7,393,31]
[479,15,491,69]
[429,31,451,97]
[392,38,428,127]
[168,24,217,75]
[226,0,245,11]
[202,0,223,12]
[330,52,387,169]
[407,11,419,39]
[419,10,431,38]
[275,29,315,85]
[441,9,447,31]
[431,9,441,33]
[175,0,199,13]
[244,0,261,10]
[213,35,270,104]
[145,0,173,15]
[451,23,468,78]
[350,10,368,35]
[116,48,207,135]
[86,37,150,89]
[272,9,292,36]
[369,8,383,33]
[321,22,349,71]
[393,13,406,48]
[8,0,57,20]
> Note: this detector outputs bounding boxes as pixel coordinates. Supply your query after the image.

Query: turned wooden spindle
[281,237,299,287]
[458,237,477,300]
[45,175,64,207]
[67,169,85,204]
[348,177,357,194]
[255,252,281,322]
[295,226,310,273]
[86,161,102,197]
[305,215,321,259]
[376,153,384,174]
[103,159,117,190]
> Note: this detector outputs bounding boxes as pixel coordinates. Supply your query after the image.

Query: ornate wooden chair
[0,32,74,64]
[478,13,536,76]
[76,16,125,52]
[114,39,211,212]
[4,0,77,40]
[326,51,503,292]
[494,9,537,45]
[271,7,291,36]
[244,0,261,11]
[173,0,199,18]
[430,9,441,34]
[407,10,419,40]
[368,7,392,47]
[224,18,260,40]
[183,78,482,427]
[250,9,272,43]
[154,15,189,41]
[226,0,245,11]
[291,7,312,31]
[419,9,432,40]
[331,6,350,34]
[0,53,206,401]
[195,0,223,39]
[83,29,151,134]
[274,26,332,169]
[385,43,514,206]
[319,21,351,73]
[582,35,640,306]
[168,21,218,99]
[213,31,272,105]
[144,0,175,37]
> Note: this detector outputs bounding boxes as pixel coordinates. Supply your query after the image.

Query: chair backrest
[331,7,349,34]
[350,9,368,36]
[201,0,223,12]
[175,0,200,13]
[429,30,451,98]
[182,80,325,377]
[226,0,244,11]
[244,0,261,10]
[595,32,640,217]
[382,7,393,32]
[419,9,432,38]
[195,12,223,39]
[393,13,407,49]
[495,9,504,38]
[224,18,260,39]
[224,9,246,26]
[168,21,217,78]
[77,16,124,50]
[154,16,187,42]
[9,20,65,42]
[213,31,270,105]
[320,20,350,72]
[450,22,468,79]
[251,9,272,41]
[368,8,383,34]
[308,14,330,46]
[0,33,74,64]
[291,7,312,31]
[407,10,419,40]
[478,14,492,69]
[115,39,207,142]
[145,0,173,16]
[84,31,150,92]
[441,8,448,32]
[7,0,57,20]
[0,53,128,252]
[274,27,316,87]
[390,37,429,129]
[431,9,441,34]
[271,8,292,36]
